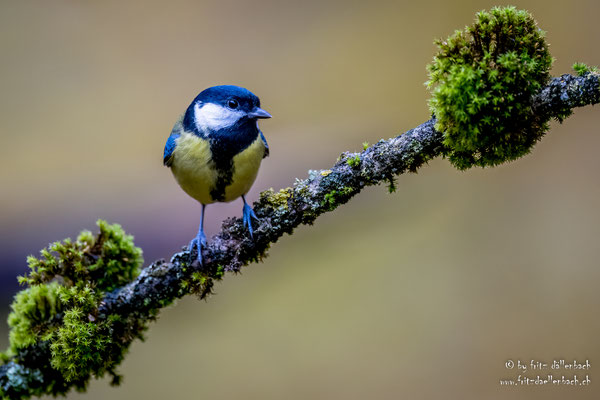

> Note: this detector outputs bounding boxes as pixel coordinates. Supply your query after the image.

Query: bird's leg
[242,195,259,238]
[189,204,207,264]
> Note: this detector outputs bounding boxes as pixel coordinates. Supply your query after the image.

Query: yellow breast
[170,133,218,204]
[170,132,266,204]
[224,135,266,202]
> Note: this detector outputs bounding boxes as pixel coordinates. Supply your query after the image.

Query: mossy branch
[2,6,600,399]
[2,70,598,399]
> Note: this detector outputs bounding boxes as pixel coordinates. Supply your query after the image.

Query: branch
[1,72,598,398]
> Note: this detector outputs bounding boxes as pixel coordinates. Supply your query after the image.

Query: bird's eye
[227,99,239,109]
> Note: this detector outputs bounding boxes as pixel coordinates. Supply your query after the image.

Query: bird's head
[185,85,271,135]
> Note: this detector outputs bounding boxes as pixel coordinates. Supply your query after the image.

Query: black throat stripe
[208,119,259,202]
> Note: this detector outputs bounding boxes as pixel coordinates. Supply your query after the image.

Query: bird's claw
[188,230,207,265]
[242,203,259,238]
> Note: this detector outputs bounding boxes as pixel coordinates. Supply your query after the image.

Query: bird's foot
[242,202,259,238]
[188,230,207,265]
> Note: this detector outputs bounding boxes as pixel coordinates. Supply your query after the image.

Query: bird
[163,85,271,264]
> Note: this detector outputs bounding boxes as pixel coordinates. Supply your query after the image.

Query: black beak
[248,107,272,119]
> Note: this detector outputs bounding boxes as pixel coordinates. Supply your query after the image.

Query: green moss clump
[387,176,397,193]
[22,220,142,292]
[7,282,62,354]
[322,187,354,211]
[573,62,599,76]
[181,269,222,300]
[49,307,114,382]
[2,220,145,396]
[427,7,553,169]
[346,154,361,168]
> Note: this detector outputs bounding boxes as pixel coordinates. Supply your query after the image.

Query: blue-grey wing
[260,131,269,158]
[163,134,179,167]
[164,116,184,167]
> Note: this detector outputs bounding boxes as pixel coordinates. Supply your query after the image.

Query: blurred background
[1,0,599,399]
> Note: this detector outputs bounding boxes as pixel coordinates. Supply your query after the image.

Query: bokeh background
[1,0,599,399]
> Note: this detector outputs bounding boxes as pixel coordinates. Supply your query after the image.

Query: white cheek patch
[194,103,245,133]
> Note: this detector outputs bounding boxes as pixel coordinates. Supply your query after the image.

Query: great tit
[163,85,271,264]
